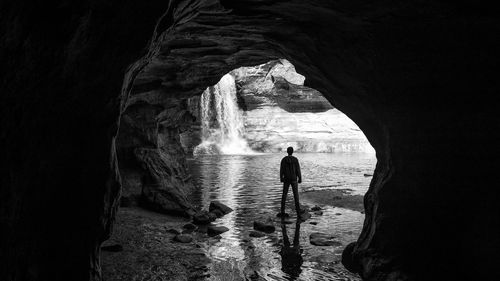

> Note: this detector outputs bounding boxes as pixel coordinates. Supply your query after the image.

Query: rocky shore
[300,189,364,213]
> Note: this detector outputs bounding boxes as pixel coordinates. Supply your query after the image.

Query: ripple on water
[187,153,375,281]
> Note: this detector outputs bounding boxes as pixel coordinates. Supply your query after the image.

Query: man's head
[287,146,294,155]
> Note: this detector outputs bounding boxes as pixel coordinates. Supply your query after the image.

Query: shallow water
[187,153,376,281]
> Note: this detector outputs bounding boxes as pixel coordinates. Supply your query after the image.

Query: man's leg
[291,181,301,214]
[281,182,290,214]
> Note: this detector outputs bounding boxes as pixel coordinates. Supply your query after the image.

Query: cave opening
[108,58,377,280]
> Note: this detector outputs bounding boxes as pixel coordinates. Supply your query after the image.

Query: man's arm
[280,158,284,182]
[296,159,302,183]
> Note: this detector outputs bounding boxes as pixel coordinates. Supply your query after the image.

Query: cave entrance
[108,56,377,280]
[180,59,376,280]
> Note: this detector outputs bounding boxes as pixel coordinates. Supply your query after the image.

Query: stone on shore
[210,209,225,218]
[183,223,197,230]
[193,211,212,225]
[311,205,322,211]
[309,232,341,246]
[207,225,229,236]
[209,201,233,215]
[167,228,181,235]
[253,218,275,233]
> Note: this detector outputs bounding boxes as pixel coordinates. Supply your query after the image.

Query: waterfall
[194,74,255,155]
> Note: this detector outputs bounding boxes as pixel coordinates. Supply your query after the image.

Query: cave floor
[101,207,210,281]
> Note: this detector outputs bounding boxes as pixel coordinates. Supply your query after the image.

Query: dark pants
[281,181,300,214]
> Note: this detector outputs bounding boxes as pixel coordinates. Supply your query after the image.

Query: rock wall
[1,1,499,281]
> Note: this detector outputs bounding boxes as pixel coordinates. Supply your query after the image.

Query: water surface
[187,153,376,281]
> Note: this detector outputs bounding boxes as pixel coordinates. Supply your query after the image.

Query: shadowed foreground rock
[1,1,499,281]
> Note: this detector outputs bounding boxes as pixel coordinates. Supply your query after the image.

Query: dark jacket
[280,155,302,183]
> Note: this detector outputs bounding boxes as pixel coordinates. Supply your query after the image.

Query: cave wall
[1,1,500,281]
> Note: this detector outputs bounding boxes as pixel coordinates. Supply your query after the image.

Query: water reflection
[280,220,303,280]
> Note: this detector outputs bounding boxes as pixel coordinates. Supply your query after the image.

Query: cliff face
[234,60,372,153]
[182,59,372,154]
[1,1,499,281]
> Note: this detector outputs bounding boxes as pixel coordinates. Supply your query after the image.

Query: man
[279,146,302,216]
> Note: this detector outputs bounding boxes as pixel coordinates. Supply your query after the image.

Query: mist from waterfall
[193,74,255,155]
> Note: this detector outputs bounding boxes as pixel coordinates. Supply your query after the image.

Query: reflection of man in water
[280,221,303,279]
[280,146,302,216]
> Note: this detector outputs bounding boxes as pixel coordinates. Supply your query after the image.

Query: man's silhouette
[279,220,303,279]
[279,146,302,216]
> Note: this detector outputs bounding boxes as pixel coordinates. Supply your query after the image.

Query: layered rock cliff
[1,1,499,281]
[181,59,373,154]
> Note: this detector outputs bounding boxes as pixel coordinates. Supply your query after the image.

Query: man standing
[279,146,302,217]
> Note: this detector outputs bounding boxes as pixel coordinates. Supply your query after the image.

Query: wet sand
[300,189,364,213]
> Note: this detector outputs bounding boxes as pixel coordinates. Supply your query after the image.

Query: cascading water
[193,74,255,155]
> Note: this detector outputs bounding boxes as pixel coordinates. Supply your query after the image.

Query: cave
[1,1,499,281]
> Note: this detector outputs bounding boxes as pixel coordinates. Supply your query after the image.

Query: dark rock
[309,233,342,246]
[207,225,229,236]
[342,242,361,273]
[173,234,193,243]
[210,209,225,218]
[136,148,193,216]
[253,218,275,233]
[207,212,218,222]
[363,173,373,177]
[310,222,318,225]
[314,211,323,216]
[101,244,123,252]
[193,211,211,225]
[335,213,342,216]
[167,228,181,235]
[209,201,233,215]
[183,223,197,230]
[311,205,322,211]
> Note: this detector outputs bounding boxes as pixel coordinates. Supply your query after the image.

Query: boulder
[173,234,193,243]
[211,209,225,218]
[342,242,361,273]
[311,205,322,211]
[314,211,323,216]
[167,228,181,235]
[253,218,275,233]
[309,232,341,246]
[207,212,218,222]
[209,201,233,215]
[207,225,229,236]
[183,223,197,230]
[193,211,211,225]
